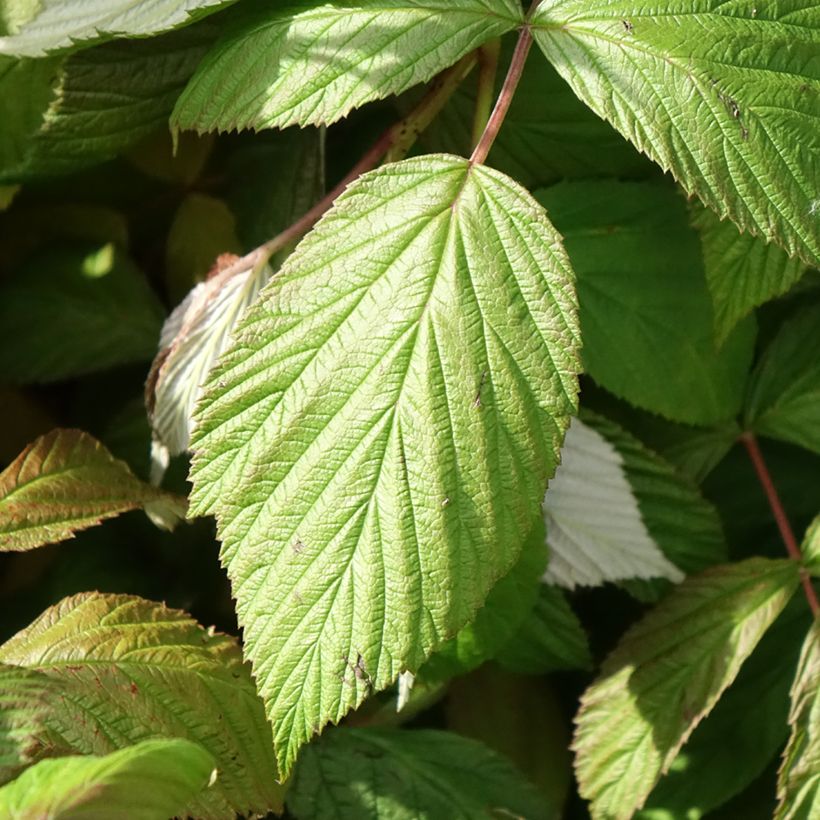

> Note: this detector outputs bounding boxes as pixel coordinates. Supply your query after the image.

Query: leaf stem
[471,38,501,150]
[470,0,541,165]
[205,53,477,288]
[741,432,819,615]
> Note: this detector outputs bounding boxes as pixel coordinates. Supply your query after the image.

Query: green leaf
[189,154,581,773]
[531,2,820,266]
[803,516,820,577]
[638,596,810,820]
[0,592,284,819]
[411,33,652,189]
[0,243,165,384]
[495,585,592,675]
[0,738,215,820]
[172,0,523,133]
[446,666,572,814]
[776,617,820,820]
[421,520,548,680]
[537,180,756,425]
[0,24,215,182]
[287,727,550,819]
[745,304,820,456]
[0,429,186,551]
[0,0,235,57]
[0,664,53,784]
[574,558,801,820]
[691,204,807,345]
[544,417,685,589]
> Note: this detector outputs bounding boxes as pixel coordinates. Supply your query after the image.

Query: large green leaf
[638,598,810,819]
[574,558,800,820]
[776,618,820,820]
[0,738,215,820]
[0,0,235,56]
[189,154,580,773]
[0,664,53,784]
[172,0,523,133]
[0,593,284,819]
[691,204,807,345]
[0,24,214,182]
[287,727,549,819]
[531,1,820,265]
[745,304,820,456]
[0,429,185,551]
[412,34,652,189]
[537,180,756,425]
[0,244,165,384]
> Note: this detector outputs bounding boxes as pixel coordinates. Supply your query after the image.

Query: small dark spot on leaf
[622,19,633,32]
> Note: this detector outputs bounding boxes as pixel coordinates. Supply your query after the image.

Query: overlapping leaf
[0,0,234,56]
[172,0,523,133]
[0,739,215,820]
[532,1,820,265]
[537,181,756,425]
[544,417,685,589]
[745,304,820,456]
[691,204,807,345]
[0,24,214,182]
[190,154,580,773]
[0,593,283,819]
[0,429,185,551]
[574,558,800,819]
[777,618,820,819]
[287,728,549,819]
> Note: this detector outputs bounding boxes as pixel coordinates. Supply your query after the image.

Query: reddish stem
[741,432,819,615]
[470,0,542,165]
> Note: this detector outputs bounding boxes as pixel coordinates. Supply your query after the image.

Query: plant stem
[470,0,541,165]
[209,53,477,287]
[741,432,819,616]
[471,38,501,150]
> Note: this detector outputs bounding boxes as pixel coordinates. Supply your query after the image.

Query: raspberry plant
[0,1,818,818]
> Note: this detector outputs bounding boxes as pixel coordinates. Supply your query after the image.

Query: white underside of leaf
[543,418,683,589]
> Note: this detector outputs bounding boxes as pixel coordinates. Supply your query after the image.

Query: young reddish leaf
[0,429,186,551]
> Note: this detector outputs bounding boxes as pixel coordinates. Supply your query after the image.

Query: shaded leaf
[0,244,165,384]
[173,0,523,132]
[0,430,185,551]
[0,592,284,819]
[287,727,549,819]
[574,558,800,819]
[0,738,215,820]
[537,180,756,425]
[532,1,820,265]
[189,154,580,773]
[745,304,820,456]
[691,204,806,345]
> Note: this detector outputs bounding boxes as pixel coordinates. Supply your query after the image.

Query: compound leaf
[574,558,800,819]
[0,0,235,57]
[189,154,580,773]
[0,738,215,820]
[0,430,186,551]
[776,617,820,820]
[172,0,523,132]
[0,592,283,819]
[532,1,820,265]
[287,727,549,819]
